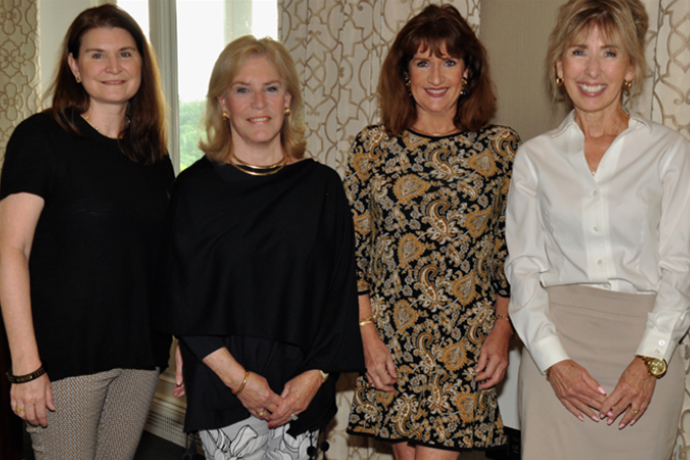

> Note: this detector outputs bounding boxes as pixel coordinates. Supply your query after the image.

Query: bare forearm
[0,248,41,374]
[202,347,248,392]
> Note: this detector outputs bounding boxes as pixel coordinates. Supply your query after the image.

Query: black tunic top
[0,113,175,381]
[153,157,364,435]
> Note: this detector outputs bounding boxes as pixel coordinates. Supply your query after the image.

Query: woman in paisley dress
[345,4,519,459]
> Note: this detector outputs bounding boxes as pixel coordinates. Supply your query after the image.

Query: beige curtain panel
[0,0,40,175]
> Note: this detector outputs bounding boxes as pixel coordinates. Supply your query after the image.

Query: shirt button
[593,226,599,232]
[597,259,604,265]
[593,190,599,196]
[659,340,666,346]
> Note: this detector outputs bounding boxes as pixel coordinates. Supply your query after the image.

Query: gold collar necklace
[80,114,129,139]
[229,152,287,176]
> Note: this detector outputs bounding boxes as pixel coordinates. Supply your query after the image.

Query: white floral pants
[199,417,319,460]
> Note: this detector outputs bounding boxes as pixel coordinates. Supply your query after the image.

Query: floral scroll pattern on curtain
[278,3,480,459]
[640,2,690,458]
[0,0,40,175]
[279,0,480,173]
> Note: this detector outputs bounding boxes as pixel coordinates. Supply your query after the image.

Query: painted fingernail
[618,422,627,429]
[599,413,606,419]
[630,419,636,426]
[578,415,584,421]
[268,424,274,428]
[607,418,613,425]
[597,386,606,395]
[591,415,599,422]
[607,411,613,416]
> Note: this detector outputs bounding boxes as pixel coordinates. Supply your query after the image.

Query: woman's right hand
[234,372,283,420]
[547,359,607,422]
[361,324,397,391]
[10,373,55,427]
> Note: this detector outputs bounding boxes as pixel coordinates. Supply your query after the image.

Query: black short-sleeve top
[0,113,175,381]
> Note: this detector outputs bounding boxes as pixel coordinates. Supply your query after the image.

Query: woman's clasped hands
[547,358,656,429]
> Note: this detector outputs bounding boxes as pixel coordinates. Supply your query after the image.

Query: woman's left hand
[267,370,324,427]
[475,318,511,389]
[599,357,656,429]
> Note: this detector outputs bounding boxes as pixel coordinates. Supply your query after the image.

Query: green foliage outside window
[179,100,206,170]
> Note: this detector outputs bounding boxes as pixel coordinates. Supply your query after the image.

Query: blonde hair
[199,36,306,162]
[546,0,648,105]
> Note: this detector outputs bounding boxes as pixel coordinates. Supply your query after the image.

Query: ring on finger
[631,407,640,414]
[258,410,265,417]
[16,407,25,414]
[290,414,299,421]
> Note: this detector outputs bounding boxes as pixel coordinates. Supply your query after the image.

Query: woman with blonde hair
[506,0,690,458]
[153,35,364,460]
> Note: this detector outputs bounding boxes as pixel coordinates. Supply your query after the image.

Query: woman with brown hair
[345,4,519,459]
[506,0,690,457]
[0,4,173,459]
[154,35,364,460]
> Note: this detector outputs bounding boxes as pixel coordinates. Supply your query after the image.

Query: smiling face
[68,27,142,111]
[557,25,635,118]
[217,56,292,155]
[408,42,468,125]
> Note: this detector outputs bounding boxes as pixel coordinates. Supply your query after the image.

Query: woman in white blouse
[505,0,690,458]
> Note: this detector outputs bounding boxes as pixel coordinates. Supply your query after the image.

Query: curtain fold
[0,0,41,174]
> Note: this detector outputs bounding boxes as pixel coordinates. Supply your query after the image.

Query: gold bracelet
[496,314,511,323]
[359,315,374,326]
[233,370,250,395]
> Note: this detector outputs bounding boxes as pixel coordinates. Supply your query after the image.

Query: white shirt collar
[551,110,652,138]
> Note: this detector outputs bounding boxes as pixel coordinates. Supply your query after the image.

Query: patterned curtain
[0,0,40,175]
[641,2,690,457]
[277,2,480,459]
[278,0,480,173]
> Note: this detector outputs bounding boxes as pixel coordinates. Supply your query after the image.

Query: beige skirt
[519,286,684,460]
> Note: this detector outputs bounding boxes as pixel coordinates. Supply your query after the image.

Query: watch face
[648,358,667,377]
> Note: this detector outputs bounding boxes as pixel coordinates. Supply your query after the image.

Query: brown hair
[49,4,168,164]
[546,0,648,104]
[199,36,306,163]
[379,4,496,136]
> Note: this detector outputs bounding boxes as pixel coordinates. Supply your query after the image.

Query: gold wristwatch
[637,355,667,378]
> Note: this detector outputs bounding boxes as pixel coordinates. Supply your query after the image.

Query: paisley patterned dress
[345,124,519,450]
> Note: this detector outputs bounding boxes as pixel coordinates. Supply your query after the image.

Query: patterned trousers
[200,416,319,460]
[26,368,159,460]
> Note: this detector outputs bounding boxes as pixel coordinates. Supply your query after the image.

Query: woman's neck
[82,104,129,139]
[574,106,629,140]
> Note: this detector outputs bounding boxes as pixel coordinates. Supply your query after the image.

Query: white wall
[39,0,93,102]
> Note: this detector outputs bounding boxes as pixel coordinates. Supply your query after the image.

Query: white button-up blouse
[505,111,690,373]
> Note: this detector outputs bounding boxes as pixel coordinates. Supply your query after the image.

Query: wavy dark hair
[48,4,167,164]
[379,4,496,135]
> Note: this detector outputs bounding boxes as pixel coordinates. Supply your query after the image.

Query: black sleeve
[0,115,55,200]
[180,336,225,361]
[301,172,365,374]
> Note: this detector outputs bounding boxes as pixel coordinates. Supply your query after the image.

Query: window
[119,0,278,170]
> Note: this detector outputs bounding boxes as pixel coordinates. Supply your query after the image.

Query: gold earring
[555,76,564,87]
[405,77,412,96]
[461,77,468,96]
[284,107,291,116]
[222,111,229,120]
[623,80,632,91]
[76,76,82,84]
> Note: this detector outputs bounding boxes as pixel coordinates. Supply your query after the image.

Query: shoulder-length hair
[48,4,168,165]
[546,0,648,105]
[379,4,496,136]
[199,36,306,163]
